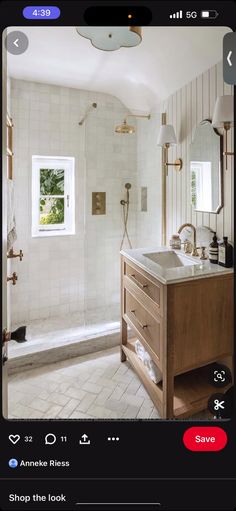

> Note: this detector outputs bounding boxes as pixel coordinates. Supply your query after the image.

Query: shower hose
[120,199,132,251]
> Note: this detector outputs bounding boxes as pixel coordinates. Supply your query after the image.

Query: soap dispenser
[209,232,218,264]
[218,237,233,268]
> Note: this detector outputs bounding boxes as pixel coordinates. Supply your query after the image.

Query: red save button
[183,427,227,452]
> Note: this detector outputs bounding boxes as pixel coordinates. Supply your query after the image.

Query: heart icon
[9,434,20,445]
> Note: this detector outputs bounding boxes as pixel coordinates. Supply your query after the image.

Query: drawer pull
[130,310,148,329]
[129,274,148,289]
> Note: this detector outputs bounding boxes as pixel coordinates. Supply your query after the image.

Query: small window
[32,156,75,237]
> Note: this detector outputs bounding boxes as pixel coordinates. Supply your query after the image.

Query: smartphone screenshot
[0,1,235,509]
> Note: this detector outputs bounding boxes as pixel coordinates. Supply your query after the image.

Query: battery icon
[201,10,219,19]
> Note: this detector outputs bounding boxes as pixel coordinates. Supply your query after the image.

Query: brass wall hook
[7,248,23,261]
[7,272,18,285]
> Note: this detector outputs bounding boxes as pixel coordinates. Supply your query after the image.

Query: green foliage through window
[40,198,64,225]
[191,170,197,208]
[39,168,65,225]
[40,168,64,195]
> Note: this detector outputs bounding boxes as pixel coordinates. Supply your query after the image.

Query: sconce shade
[212,95,234,127]
[157,124,177,146]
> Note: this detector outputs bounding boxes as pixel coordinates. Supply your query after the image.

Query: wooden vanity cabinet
[121,256,233,419]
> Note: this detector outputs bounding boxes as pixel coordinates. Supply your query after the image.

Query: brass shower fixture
[115,113,151,134]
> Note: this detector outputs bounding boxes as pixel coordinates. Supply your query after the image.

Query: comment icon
[45,433,57,445]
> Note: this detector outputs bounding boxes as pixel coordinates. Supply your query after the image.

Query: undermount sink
[143,250,199,269]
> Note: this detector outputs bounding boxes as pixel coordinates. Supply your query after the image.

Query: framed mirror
[190,120,223,214]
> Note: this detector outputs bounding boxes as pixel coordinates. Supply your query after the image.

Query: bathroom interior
[3,26,234,420]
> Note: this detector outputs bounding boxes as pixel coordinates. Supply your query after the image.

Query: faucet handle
[198,246,208,260]
[191,246,199,257]
[181,240,192,253]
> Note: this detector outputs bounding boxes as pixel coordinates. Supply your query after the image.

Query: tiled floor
[8,346,211,420]
[8,347,160,419]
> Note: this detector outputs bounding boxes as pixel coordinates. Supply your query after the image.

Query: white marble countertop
[121,246,234,285]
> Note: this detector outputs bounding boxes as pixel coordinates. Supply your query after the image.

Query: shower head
[115,113,150,134]
[125,183,131,190]
[115,119,135,134]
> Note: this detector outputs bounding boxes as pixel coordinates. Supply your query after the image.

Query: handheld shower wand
[120,183,132,250]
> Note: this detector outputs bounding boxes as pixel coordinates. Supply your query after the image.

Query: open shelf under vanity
[123,340,231,419]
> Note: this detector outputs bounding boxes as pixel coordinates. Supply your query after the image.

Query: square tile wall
[10,80,138,324]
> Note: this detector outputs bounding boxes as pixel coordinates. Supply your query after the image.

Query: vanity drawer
[124,289,162,365]
[124,261,163,316]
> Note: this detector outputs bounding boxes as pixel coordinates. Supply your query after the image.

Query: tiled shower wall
[10,79,137,324]
[136,112,162,247]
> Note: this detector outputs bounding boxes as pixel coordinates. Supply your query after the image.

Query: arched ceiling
[7,26,229,112]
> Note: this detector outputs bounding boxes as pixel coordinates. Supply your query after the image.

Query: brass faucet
[178,223,199,257]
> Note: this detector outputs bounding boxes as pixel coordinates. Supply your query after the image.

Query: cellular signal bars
[169,10,183,19]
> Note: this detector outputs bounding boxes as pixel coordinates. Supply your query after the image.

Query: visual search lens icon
[209,363,232,388]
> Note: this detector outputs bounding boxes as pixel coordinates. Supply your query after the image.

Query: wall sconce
[212,95,234,170]
[157,124,183,173]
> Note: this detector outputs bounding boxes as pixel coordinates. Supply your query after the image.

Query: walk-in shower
[120,183,132,250]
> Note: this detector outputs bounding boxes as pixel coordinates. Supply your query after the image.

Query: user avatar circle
[9,458,18,468]
[209,363,232,388]
[5,31,29,55]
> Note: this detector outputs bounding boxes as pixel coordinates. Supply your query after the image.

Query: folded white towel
[134,339,162,384]
[135,339,146,362]
[7,179,17,250]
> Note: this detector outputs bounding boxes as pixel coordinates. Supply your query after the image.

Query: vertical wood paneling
[209,65,217,234]
[167,96,173,241]
[186,82,192,224]
[176,89,182,230]
[196,74,203,228]
[231,86,234,242]
[223,81,233,240]
[162,61,234,244]
[173,93,177,233]
[191,78,197,229]
[202,70,210,229]
[181,86,187,227]
[215,61,224,239]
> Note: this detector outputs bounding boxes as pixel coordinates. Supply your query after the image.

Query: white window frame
[32,155,75,237]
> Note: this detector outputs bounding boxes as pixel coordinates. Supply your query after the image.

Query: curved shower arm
[79,102,97,126]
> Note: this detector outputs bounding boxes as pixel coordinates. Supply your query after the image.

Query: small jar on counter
[169,234,181,249]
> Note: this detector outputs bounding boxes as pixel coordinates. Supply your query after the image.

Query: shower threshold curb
[8,329,122,375]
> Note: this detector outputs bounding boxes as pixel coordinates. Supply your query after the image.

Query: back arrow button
[227,51,232,67]
[223,32,236,84]
[5,31,29,55]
